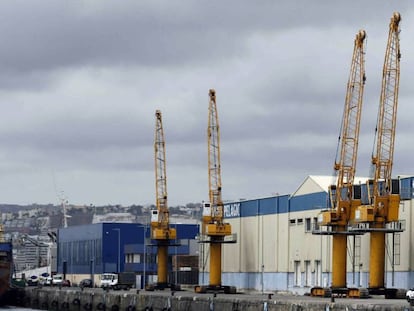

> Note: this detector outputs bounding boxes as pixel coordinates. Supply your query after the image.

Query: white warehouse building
[199,175,414,294]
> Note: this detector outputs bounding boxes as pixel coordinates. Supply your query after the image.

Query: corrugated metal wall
[57,222,199,277]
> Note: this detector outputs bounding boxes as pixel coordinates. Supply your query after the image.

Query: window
[294,260,301,286]
[315,260,322,286]
[289,219,296,225]
[394,233,401,265]
[126,253,132,263]
[313,217,319,231]
[354,236,361,268]
[305,218,311,232]
[126,253,141,263]
[304,260,311,286]
[297,218,303,225]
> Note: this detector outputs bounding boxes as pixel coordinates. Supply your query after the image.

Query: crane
[353,12,402,297]
[147,110,177,290]
[195,89,236,294]
[312,30,367,298]
[59,192,70,228]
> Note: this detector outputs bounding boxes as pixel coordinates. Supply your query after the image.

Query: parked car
[52,274,63,286]
[26,280,37,286]
[62,279,71,287]
[51,274,70,287]
[27,276,38,287]
[407,288,414,302]
[79,279,93,289]
[39,276,52,286]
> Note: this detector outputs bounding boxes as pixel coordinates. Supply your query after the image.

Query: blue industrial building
[57,222,199,286]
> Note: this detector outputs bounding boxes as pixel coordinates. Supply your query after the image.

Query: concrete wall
[16,287,412,311]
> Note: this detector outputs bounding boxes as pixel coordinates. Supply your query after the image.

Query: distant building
[4,218,37,235]
[92,212,135,224]
[13,235,51,271]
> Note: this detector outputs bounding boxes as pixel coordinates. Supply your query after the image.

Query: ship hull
[0,242,13,305]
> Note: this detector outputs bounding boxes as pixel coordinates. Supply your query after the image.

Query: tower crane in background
[195,89,237,294]
[59,192,70,228]
[312,30,367,298]
[353,12,403,298]
[147,110,177,291]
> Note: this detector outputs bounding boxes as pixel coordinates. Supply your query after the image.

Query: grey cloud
[0,2,410,75]
[0,2,411,205]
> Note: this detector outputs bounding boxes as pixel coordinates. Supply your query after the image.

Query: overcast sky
[0,1,412,206]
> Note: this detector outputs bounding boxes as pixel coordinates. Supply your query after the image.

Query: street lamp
[112,228,121,273]
[136,224,147,289]
[174,223,178,285]
[143,225,147,289]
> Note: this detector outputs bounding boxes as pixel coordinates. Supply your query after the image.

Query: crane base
[145,282,181,291]
[310,287,370,298]
[194,285,237,294]
[347,287,370,298]
[310,287,332,297]
[368,287,407,299]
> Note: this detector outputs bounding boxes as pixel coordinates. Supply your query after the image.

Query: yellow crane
[353,12,403,297]
[147,109,177,290]
[195,89,237,294]
[312,30,367,298]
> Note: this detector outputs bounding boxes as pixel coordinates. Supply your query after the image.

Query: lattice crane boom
[353,12,402,293]
[149,109,176,290]
[208,89,224,224]
[196,89,236,294]
[318,29,366,227]
[355,12,401,223]
[372,12,401,201]
[313,30,366,295]
[332,29,366,216]
[154,110,169,230]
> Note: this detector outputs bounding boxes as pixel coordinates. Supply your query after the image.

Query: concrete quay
[15,287,414,311]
